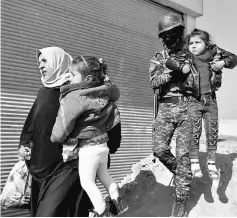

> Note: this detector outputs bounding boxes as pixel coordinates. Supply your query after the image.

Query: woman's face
[38,53,54,80]
[189,36,206,55]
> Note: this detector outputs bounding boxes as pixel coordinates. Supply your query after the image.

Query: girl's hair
[184,28,213,50]
[71,55,107,85]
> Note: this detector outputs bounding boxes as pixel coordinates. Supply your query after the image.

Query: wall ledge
[153,0,203,17]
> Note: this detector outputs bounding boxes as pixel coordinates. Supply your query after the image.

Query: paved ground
[117,134,237,217]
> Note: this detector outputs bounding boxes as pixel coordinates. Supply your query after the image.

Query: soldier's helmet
[158,13,185,38]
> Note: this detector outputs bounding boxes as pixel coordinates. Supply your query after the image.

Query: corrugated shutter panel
[1,0,182,216]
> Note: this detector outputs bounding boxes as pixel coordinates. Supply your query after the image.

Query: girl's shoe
[190,159,203,178]
[112,196,129,216]
[89,202,114,217]
[89,209,98,217]
[206,161,219,180]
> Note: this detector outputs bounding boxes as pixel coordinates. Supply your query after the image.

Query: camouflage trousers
[152,101,192,198]
[188,93,218,161]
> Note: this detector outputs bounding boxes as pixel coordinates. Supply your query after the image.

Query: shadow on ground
[116,150,237,217]
[186,151,237,215]
[117,170,174,217]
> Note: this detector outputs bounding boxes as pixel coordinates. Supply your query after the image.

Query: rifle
[153,90,160,119]
[152,50,167,120]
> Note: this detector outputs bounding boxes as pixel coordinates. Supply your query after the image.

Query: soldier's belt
[189,92,216,102]
[160,96,188,104]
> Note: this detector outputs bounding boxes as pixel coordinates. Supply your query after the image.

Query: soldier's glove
[166,51,191,74]
[165,58,185,72]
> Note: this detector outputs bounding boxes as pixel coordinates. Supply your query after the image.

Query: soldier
[149,13,192,217]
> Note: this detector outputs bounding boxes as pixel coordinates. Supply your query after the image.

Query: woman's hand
[62,147,79,162]
[21,195,31,205]
[18,145,31,161]
[211,60,225,71]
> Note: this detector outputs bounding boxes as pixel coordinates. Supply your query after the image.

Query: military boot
[112,196,128,216]
[170,195,188,217]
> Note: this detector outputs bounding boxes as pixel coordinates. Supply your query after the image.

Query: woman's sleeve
[103,82,120,101]
[19,101,36,148]
[107,122,122,154]
[77,83,120,102]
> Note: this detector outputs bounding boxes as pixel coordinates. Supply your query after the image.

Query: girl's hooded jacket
[50,82,120,147]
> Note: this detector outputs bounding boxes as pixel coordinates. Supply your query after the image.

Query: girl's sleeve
[78,83,120,102]
[217,46,237,69]
[50,96,85,143]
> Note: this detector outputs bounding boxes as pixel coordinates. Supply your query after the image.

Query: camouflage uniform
[184,45,237,162]
[149,51,192,198]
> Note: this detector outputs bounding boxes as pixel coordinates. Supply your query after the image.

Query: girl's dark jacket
[19,83,120,182]
[185,45,237,96]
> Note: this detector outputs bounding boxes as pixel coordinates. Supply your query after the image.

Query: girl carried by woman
[18,47,120,217]
[51,55,128,217]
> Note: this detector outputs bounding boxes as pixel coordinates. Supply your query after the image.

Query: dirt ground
[116,135,237,217]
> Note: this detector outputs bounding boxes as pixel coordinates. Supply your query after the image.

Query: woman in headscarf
[18,47,120,217]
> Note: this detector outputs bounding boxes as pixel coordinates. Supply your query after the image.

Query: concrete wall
[155,0,203,33]
[183,14,197,34]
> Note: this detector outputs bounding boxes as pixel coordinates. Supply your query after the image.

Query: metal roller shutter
[1,0,182,216]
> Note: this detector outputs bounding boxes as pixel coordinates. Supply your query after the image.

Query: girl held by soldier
[184,29,237,179]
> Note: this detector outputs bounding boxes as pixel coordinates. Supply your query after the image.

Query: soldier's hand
[182,64,190,74]
[165,58,183,71]
[211,60,225,71]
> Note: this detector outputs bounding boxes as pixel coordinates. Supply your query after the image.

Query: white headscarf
[36,47,73,88]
